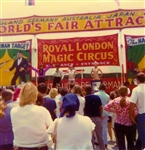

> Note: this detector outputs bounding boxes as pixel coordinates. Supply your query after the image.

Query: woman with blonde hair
[104,86,138,150]
[49,88,59,118]
[49,88,58,99]
[71,85,85,115]
[0,89,17,150]
[10,82,53,150]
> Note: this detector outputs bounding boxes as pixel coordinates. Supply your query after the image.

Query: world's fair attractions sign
[38,34,119,67]
[0,9,145,36]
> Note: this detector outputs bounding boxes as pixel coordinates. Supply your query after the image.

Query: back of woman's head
[19,82,38,107]
[0,89,13,118]
[60,93,80,118]
[49,88,58,99]
[118,86,128,108]
[71,85,84,96]
[2,89,13,101]
[60,88,68,96]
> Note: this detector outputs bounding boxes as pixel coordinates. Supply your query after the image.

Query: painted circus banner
[38,34,119,67]
[0,40,32,86]
[124,35,145,83]
[0,9,145,35]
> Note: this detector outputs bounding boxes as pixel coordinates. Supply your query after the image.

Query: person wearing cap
[29,62,52,84]
[52,64,63,88]
[47,93,95,150]
[91,61,103,80]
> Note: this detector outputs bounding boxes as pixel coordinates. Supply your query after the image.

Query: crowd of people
[0,71,145,150]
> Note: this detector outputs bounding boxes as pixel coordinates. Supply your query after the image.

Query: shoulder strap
[53,119,59,150]
[54,119,59,135]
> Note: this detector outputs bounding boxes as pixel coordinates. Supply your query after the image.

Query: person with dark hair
[71,85,85,115]
[104,86,138,150]
[57,87,68,116]
[47,93,95,149]
[108,91,118,147]
[37,83,48,95]
[124,81,131,96]
[110,91,116,100]
[0,89,17,150]
[5,52,29,85]
[29,61,52,84]
[130,72,145,149]
[52,64,63,88]
[38,83,57,120]
[84,85,105,150]
[36,93,44,106]
[59,88,68,101]
[94,83,110,148]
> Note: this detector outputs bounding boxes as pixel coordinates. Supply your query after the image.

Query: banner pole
[120,30,127,84]
[33,35,38,86]
[122,64,125,85]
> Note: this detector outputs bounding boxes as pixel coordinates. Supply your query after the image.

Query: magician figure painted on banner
[5,52,29,85]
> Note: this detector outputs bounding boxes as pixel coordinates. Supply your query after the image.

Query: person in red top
[104,86,138,150]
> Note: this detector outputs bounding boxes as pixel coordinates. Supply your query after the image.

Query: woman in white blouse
[11,82,53,150]
[47,93,95,150]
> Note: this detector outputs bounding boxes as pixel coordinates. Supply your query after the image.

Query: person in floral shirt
[104,86,138,150]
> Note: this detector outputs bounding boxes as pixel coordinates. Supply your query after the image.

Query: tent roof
[1,0,145,18]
